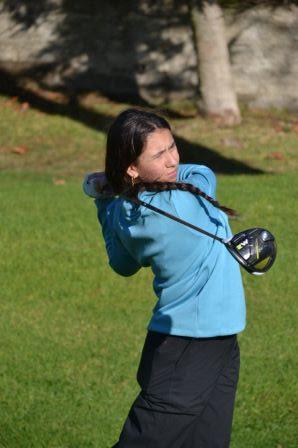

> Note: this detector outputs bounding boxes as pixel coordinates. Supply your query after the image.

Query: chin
[166,173,178,182]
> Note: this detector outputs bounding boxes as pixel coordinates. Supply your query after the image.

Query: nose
[165,148,178,167]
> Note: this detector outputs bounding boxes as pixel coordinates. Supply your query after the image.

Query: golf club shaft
[130,196,225,243]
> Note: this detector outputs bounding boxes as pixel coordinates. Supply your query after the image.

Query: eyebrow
[153,140,175,156]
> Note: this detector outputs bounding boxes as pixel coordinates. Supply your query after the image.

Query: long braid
[127,181,237,217]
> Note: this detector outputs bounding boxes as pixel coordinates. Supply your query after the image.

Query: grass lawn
[0,91,297,447]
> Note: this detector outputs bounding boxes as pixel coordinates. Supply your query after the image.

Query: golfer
[83,109,246,447]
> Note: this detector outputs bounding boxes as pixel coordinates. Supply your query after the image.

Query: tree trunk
[189,0,241,125]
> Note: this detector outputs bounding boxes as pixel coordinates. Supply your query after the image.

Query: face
[127,128,179,183]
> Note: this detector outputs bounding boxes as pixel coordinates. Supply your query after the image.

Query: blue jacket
[83,164,246,337]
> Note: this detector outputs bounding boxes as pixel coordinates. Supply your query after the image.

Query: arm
[178,164,217,198]
[96,197,142,277]
[83,172,141,277]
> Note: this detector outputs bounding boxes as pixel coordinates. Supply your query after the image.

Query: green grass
[0,92,297,447]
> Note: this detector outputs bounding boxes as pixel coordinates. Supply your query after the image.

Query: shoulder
[131,164,217,215]
[109,164,217,222]
[178,164,216,197]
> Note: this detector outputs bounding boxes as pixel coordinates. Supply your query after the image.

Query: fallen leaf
[53,179,66,185]
[292,122,298,132]
[272,122,284,133]
[220,137,245,149]
[272,120,293,133]
[12,146,29,155]
[43,91,67,103]
[208,112,241,127]
[19,102,30,112]
[4,96,20,110]
[266,151,284,161]
[4,96,18,106]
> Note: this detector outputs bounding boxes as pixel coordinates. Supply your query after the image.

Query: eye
[152,151,164,159]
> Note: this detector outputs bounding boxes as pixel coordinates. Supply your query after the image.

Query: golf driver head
[225,228,277,275]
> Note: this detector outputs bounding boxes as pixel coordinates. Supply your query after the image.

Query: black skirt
[113,331,240,448]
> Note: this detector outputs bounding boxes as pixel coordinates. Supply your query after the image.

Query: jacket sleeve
[95,198,142,277]
[178,164,217,199]
[83,172,141,276]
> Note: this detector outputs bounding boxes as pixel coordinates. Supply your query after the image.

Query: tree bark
[189,0,241,125]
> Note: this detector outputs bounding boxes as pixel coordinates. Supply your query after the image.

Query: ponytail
[127,181,237,217]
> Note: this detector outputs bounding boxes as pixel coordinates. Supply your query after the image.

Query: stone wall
[228,6,298,111]
[0,1,297,110]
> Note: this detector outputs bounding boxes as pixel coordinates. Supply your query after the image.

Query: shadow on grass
[0,68,263,175]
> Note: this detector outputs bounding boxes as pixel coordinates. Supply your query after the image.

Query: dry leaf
[220,137,245,149]
[44,91,67,103]
[4,96,18,106]
[272,120,293,133]
[53,179,66,185]
[12,146,29,155]
[4,96,19,110]
[19,102,30,112]
[273,122,284,133]
[266,151,284,161]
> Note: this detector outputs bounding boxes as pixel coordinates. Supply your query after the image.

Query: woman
[83,109,246,447]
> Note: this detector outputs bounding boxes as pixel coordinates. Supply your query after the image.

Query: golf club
[84,174,277,275]
[129,196,277,276]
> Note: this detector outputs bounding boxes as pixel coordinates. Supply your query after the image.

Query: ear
[126,163,139,180]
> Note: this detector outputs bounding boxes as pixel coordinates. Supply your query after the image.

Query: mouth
[167,170,177,180]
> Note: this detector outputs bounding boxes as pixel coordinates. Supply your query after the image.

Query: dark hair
[105,108,171,193]
[104,108,237,217]
[130,181,237,217]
